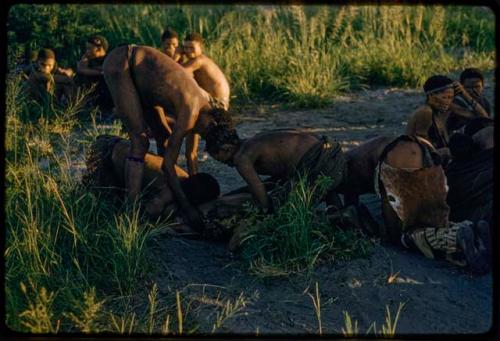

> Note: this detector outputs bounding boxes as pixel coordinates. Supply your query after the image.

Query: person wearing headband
[76,34,114,115]
[447,68,491,134]
[405,75,454,165]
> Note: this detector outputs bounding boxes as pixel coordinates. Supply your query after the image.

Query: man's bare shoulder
[411,104,433,120]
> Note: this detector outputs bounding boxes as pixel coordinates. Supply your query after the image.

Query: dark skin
[336,135,395,205]
[103,45,218,229]
[211,129,323,211]
[449,79,489,119]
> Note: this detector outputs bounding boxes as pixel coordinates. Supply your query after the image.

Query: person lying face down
[204,127,348,213]
[375,134,490,275]
[83,134,255,243]
[406,75,456,165]
[82,135,221,211]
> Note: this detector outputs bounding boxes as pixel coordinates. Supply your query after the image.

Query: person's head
[181,173,220,205]
[183,32,204,60]
[36,48,56,74]
[204,125,241,165]
[85,35,108,59]
[160,28,179,59]
[423,75,455,112]
[460,68,485,98]
[195,107,233,136]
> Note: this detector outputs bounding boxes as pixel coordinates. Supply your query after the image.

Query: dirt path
[141,75,494,335]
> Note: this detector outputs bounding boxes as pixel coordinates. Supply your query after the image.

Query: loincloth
[270,136,347,207]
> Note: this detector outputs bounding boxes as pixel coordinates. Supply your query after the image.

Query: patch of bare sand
[86,75,493,334]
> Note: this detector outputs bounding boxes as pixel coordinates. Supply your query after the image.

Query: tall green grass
[8,4,495,107]
[240,175,372,277]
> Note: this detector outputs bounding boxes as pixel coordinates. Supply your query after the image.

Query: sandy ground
[138,74,495,335]
[64,73,494,335]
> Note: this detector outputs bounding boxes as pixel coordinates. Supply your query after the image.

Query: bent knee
[129,132,150,155]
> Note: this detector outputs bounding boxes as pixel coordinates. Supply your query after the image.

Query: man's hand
[453,81,473,102]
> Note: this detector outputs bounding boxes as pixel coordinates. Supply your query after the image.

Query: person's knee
[129,132,149,155]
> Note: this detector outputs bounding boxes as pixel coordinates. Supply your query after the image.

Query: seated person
[160,28,183,62]
[76,34,113,112]
[446,117,493,226]
[204,127,348,213]
[26,48,75,105]
[447,68,491,134]
[181,32,230,110]
[375,134,490,274]
[405,75,454,164]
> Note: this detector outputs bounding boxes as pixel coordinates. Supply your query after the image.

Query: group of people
[25,28,491,274]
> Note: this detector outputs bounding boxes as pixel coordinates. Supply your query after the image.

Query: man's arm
[161,113,204,229]
[452,82,489,118]
[181,57,202,74]
[77,57,103,77]
[185,132,199,176]
[235,156,270,211]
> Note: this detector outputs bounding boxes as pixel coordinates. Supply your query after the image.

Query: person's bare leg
[104,46,149,204]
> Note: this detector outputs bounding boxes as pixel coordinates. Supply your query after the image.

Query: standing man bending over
[103,45,233,229]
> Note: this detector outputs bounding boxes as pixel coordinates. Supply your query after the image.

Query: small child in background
[26,48,75,105]
[160,28,183,62]
[447,68,491,134]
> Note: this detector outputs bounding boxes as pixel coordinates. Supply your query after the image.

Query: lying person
[375,134,490,274]
[83,134,253,243]
[103,44,234,229]
[26,48,75,105]
[447,68,491,134]
[82,135,221,209]
[204,127,348,213]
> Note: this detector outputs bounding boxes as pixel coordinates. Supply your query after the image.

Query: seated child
[160,27,183,62]
[181,32,230,110]
[76,34,113,113]
[26,48,75,105]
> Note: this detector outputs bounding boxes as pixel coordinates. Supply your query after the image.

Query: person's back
[181,32,230,110]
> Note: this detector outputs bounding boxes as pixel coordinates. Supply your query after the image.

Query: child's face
[85,42,105,59]
[161,38,179,58]
[37,57,55,74]
[462,77,484,98]
[428,88,454,112]
[209,144,236,165]
[183,40,202,59]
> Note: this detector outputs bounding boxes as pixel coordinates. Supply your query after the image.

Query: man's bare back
[103,45,233,229]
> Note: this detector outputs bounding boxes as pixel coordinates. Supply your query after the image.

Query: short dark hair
[185,32,204,44]
[37,48,55,61]
[208,107,233,127]
[161,28,178,41]
[181,172,220,205]
[205,125,240,155]
[460,68,484,84]
[88,34,109,51]
[423,75,454,95]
